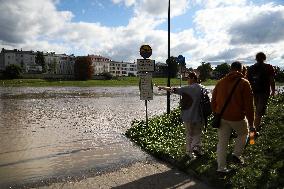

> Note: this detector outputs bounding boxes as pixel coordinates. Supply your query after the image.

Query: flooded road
[0,87,180,188]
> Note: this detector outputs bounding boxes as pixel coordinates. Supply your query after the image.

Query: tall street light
[167,0,171,114]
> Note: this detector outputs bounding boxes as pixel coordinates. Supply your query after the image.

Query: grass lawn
[125,94,284,188]
[0,77,217,87]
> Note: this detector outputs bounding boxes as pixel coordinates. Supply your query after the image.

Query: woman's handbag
[212,78,242,128]
[211,113,221,128]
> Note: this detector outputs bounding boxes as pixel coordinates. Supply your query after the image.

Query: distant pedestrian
[211,62,255,173]
[247,52,275,132]
[157,72,207,158]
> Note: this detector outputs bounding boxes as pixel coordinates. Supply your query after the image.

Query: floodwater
[0,85,282,188]
[0,86,181,188]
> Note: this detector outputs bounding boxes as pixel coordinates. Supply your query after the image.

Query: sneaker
[232,155,245,165]
[217,168,231,173]
[185,152,196,159]
[192,146,202,157]
[193,150,202,157]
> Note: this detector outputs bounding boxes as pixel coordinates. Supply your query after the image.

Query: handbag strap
[219,77,242,116]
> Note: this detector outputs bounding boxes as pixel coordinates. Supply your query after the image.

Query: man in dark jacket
[247,52,275,132]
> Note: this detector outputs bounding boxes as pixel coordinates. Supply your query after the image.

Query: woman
[157,72,207,158]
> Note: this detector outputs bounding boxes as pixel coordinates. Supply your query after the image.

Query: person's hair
[256,52,266,62]
[230,61,242,72]
[187,71,198,80]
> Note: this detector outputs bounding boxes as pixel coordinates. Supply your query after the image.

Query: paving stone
[36,161,211,189]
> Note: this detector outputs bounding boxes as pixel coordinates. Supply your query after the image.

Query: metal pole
[145,100,148,127]
[179,65,182,102]
[167,0,171,114]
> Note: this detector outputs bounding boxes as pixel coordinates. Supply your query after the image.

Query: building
[0,48,75,75]
[0,48,139,78]
[110,61,137,76]
[0,48,42,73]
[44,53,75,75]
[57,54,75,75]
[88,55,110,75]
[152,62,167,77]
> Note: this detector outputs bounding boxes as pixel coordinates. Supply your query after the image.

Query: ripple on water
[0,86,180,187]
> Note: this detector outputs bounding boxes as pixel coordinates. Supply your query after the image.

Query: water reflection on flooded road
[0,87,180,188]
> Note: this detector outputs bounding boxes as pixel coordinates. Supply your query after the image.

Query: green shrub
[126,94,284,188]
[99,72,113,80]
[4,64,22,79]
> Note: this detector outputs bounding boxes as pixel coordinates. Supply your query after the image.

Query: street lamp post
[167,0,171,114]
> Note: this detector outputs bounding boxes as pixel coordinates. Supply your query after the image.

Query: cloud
[0,0,73,44]
[204,48,248,63]
[112,0,136,7]
[135,0,189,18]
[1,0,284,69]
[190,2,284,67]
[192,0,246,8]
[229,6,284,44]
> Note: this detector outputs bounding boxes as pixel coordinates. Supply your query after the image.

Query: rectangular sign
[139,73,153,100]
[137,59,155,72]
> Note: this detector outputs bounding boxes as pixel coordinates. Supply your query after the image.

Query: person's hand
[153,84,161,90]
[271,90,275,96]
[249,127,256,136]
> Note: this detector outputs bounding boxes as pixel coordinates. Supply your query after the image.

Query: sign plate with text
[137,59,155,72]
[139,73,153,100]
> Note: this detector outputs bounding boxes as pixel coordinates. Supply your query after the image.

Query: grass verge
[125,94,284,188]
[0,77,217,87]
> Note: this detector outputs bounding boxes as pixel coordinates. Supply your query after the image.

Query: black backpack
[180,93,193,110]
[248,64,269,93]
[200,88,212,128]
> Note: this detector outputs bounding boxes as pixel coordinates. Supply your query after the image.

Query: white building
[0,48,75,75]
[56,54,75,75]
[110,61,137,76]
[0,49,138,77]
[88,55,110,75]
[0,48,41,73]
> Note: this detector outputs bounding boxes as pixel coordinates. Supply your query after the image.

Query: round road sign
[140,45,152,59]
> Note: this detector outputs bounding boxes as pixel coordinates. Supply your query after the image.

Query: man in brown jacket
[211,61,255,173]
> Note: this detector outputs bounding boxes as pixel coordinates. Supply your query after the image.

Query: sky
[0,0,284,68]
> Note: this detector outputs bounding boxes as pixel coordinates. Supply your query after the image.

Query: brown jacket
[211,71,254,126]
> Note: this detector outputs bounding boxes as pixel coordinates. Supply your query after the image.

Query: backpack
[200,88,212,128]
[248,64,269,93]
[180,93,193,110]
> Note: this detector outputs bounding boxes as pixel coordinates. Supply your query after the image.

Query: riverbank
[125,94,284,188]
[1,78,283,88]
[0,78,215,87]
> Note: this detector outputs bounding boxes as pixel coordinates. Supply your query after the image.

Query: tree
[214,63,230,79]
[4,64,22,79]
[35,51,46,73]
[274,66,284,82]
[197,62,213,81]
[166,56,179,78]
[48,58,57,74]
[74,56,94,80]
